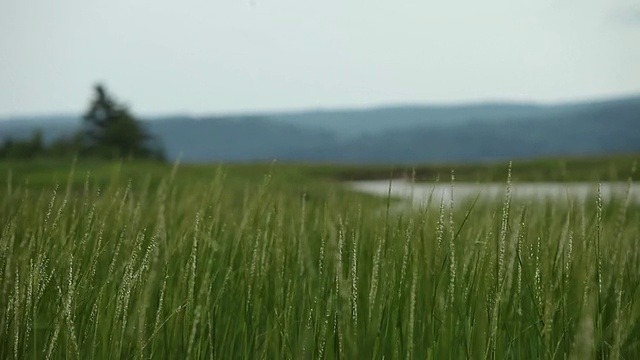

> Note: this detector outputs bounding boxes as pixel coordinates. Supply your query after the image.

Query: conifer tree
[83,84,164,160]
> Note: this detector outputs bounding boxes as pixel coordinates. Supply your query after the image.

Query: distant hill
[1,95,639,164]
[266,103,545,138]
[0,115,79,143]
[148,116,336,162]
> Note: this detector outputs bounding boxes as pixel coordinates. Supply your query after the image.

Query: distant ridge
[1,95,639,164]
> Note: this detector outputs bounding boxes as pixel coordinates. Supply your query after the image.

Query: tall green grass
[1,164,639,359]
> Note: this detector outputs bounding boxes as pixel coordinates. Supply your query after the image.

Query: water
[349,180,640,207]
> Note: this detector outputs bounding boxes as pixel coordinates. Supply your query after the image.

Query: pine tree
[82,84,164,160]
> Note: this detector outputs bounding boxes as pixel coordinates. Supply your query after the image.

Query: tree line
[0,84,165,161]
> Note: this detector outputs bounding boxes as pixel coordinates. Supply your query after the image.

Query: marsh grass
[1,163,639,359]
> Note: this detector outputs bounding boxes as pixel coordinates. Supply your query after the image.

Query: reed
[0,164,639,359]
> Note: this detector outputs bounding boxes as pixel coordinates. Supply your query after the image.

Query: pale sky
[1,0,639,117]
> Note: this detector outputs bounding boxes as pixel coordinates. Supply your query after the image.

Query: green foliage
[307,155,640,183]
[0,161,639,358]
[0,129,45,159]
[82,84,164,160]
[0,84,165,161]
[47,132,85,157]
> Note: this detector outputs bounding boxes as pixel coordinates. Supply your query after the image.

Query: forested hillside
[1,95,638,163]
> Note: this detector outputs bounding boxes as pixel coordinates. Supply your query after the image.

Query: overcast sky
[1,0,639,117]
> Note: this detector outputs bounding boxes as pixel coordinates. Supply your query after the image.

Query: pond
[349,180,640,207]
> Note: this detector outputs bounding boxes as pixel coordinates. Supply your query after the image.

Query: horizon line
[1,91,639,121]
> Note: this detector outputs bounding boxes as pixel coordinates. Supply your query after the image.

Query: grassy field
[1,154,638,188]
[1,158,639,359]
[299,154,640,183]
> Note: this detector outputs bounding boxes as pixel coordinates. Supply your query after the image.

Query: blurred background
[1,0,639,164]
